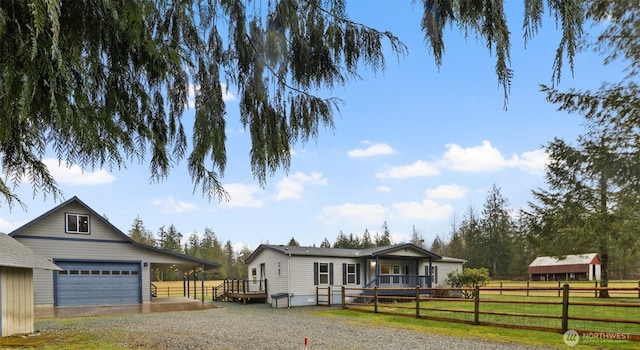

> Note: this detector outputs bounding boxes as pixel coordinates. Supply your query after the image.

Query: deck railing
[367,275,433,288]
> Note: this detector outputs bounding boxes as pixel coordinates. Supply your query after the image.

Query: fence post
[473,286,480,325]
[638,281,640,299]
[316,286,319,306]
[561,284,570,333]
[558,281,561,297]
[374,286,378,313]
[328,286,331,307]
[415,286,420,318]
[500,281,503,296]
[341,286,346,308]
[526,280,530,297]
[595,281,598,298]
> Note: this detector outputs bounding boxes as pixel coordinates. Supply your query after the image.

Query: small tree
[445,268,491,299]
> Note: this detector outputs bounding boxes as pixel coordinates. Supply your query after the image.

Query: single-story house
[244,243,465,307]
[1,233,61,337]
[528,253,601,281]
[8,196,219,308]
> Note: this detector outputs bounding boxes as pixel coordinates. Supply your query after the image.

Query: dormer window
[66,213,90,234]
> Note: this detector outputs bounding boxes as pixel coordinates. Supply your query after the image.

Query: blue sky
[0,2,624,254]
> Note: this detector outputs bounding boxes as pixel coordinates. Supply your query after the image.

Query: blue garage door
[56,261,141,306]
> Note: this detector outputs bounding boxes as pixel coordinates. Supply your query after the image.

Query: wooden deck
[225,291,268,304]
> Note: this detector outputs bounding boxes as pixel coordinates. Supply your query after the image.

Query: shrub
[445,268,491,299]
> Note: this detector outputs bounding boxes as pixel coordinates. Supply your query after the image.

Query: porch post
[415,259,419,286]
[200,266,205,303]
[375,256,380,287]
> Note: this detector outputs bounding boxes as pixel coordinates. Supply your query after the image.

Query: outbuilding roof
[0,233,62,270]
[529,253,599,267]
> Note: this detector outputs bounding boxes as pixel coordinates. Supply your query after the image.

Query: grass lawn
[345,294,640,334]
[317,307,639,349]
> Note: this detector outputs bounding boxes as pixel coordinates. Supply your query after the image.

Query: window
[319,263,329,284]
[314,262,333,285]
[342,263,360,285]
[277,261,281,276]
[380,264,390,275]
[252,268,257,283]
[66,213,90,234]
[428,266,438,284]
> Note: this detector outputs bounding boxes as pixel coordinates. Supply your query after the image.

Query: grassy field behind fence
[152,280,223,298]
[342,283,640,340]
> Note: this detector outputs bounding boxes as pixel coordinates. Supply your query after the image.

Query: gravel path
[33,302,560,350]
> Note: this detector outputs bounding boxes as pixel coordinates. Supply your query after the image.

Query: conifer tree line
[128,217,251,281]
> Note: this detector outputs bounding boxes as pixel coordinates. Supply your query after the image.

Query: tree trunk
[599,251,610,298]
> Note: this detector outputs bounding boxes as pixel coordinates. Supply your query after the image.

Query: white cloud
[316,203,388,227]
[439,140,546,175]
[425,184,468,199]
[376,185,391,192]
[276,171,327,201]
[392,199,453,221]
[151,196,198,214]
[43,158,115,185]
[440,140,507,172]
[511,148,547,174]
[222,183,264,208]
[376,160,440,179]
[186,83,237,108]
[347,142,396,158]
[0,217,15,233]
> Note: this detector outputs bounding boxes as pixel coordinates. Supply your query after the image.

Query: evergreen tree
[184,232,201,258]
[158,224,183,254]
[320,237,332,248]
[333,231,350,248]
[199,227,225,280]
[361,229,375,248]
[459,205,484,269]
[480,184,515,278]
[128,216,156,247]
[287,237,300,246]
[527,135,638,297]
[375,221,392,246]
[224,240,235,279]
[409,225,425,247]
[430,235,445,256]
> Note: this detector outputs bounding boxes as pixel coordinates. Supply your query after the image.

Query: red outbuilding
[528,253,601,281]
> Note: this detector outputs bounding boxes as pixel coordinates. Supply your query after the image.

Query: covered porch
[362,244,441,289]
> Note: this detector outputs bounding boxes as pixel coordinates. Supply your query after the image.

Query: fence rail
[341,284,640,341]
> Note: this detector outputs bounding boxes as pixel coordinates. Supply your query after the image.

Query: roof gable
[9,196,220,269]
[0,233,61,270]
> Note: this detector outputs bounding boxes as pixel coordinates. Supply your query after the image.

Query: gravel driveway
[33,302,559,350]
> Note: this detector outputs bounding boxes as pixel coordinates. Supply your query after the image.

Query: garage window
[66,213,90,234]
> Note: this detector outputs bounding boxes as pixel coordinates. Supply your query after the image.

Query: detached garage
[9,196,219,308]
[1,233,61,337]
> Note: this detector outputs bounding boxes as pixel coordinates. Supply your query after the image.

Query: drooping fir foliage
[0,0,406,208]
[0,0,618,209]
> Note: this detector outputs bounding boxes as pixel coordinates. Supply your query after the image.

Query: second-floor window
[66,213,90,234]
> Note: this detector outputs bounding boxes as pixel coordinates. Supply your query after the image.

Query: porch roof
[245,243,442,264]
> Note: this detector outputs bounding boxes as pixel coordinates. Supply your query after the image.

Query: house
[528,253,601,281]
[0,233,61,337]
[243,243,465,307]
[8,196,220,308]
